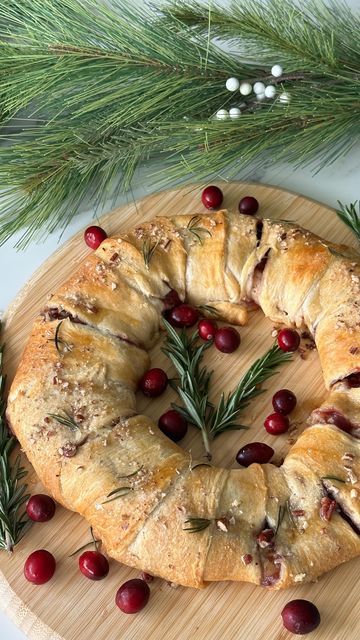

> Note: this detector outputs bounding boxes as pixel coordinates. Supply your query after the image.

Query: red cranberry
[264,413,290,435]
[26,494,56,522]
[158,409,188,442]
[84,225,107,250]
[201,185,223,210]
[214,327,241,353]
[198,318,218,341]
[115,578,150,614]
[238,196,259,216]
[162,289,181,311]
[281,599,321,635]
[79,551,109,580]
[139,368,168,397]
[277,328,300,352]
[236,442,274,467]
[348,372,360,388]
[167,304,199,328]
[24,550,56,585]
[272,389,297,415]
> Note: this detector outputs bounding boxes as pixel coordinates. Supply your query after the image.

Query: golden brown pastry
[6,210,360,589]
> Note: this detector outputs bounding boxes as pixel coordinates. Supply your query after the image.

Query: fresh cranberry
[24,550,56,585]
[264,413,290,435]
[158,409,188,442]
[167,304,199,328]
[84,225,107,250]
[139,368,168,397]
[115,578,150,613]
[272,389,297,415]
[198,318,218,341]
[348,372,360,388]
[277,328,300,352]
[238,196,259,216]
[162,289,181,311]
[79,550,109,580]
[236,442,274,467]
[281,599,321,635]
[201,185,223,210]
[214,327,241,353]
[26,494,56,522]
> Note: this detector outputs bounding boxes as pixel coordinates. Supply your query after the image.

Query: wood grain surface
[1,182,359,640]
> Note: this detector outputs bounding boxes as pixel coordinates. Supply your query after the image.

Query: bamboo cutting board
[1,182,360,640]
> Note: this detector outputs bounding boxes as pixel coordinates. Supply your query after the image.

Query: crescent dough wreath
[6,210,360,589]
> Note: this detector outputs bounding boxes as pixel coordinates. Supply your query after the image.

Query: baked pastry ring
[6,210,360,589]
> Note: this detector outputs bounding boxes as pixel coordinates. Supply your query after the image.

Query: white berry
[229,107,241,119]
[253,81,265,95]
[271,64,283,78]
[216,109,229,120]
[256,93,266,101]
[239,82,252,96]
[226,77,240,92]
[264,85,276,99]
[279,92,290,104]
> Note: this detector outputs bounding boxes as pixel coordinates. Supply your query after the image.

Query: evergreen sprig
[162,319,291,459]
[0,0,359,246]
[0,330,30,552]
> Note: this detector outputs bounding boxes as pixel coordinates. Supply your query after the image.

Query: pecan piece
[320,497,337,521]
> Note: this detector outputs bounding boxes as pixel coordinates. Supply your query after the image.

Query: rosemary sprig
[186,216,212,245]
[162,318,213,459]
[183,517,212,533]
[163,319,292,458]
[141,238,159,269]
[0,332,30,552]
[336,201,360,244]
[68,526,100,557]
[48,412,80,432]
[208,344,292,438]
[118,465,143,479]
[198,304,220,318]
[49,320,72,354]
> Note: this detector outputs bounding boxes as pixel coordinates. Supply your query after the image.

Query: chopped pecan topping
[241,553,253,565]
[291,509,305,517]
[58,442,77,457]
[320,497,337,521]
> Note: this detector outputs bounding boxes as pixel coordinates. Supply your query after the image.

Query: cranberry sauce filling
[256,220,263,246]
[310,408,356,434]
[322,482,360,536]
[43,307,85,324]
[346,371,360,388]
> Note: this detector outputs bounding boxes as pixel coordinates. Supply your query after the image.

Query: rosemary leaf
[322,475,346,483]
[183,517,212,533]
[48,412,80,431]
[118,465,143,479]
[102,487,132,504]
[336,201,360,243]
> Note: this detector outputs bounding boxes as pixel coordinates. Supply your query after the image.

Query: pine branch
[0,328,30,552]
[336,201,360,243]
[0,0,359,246]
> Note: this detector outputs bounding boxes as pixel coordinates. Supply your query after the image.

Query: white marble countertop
[1,0,360,638]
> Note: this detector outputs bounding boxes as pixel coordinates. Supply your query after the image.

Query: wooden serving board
[1,182,359,640]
